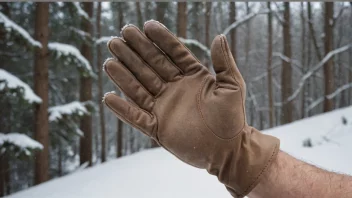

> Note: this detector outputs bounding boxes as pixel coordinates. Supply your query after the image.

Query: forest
[0,2,351,196]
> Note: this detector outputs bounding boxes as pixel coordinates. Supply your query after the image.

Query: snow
[6,106,352,198]
[48,42,94,77]
[102,91,116,103]
[0,69,42,104]
[48,101,89,122]
[0,12,42,48]
[72,2,89,20]
[0,133,43,155]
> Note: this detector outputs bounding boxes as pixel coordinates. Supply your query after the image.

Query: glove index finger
[144,20,203,76]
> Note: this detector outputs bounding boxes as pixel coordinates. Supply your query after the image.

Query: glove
[103,20,280,198]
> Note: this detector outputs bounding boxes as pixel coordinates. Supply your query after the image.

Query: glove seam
[196,76,244,141]
[241,141,280,196]
[219,35,246,137]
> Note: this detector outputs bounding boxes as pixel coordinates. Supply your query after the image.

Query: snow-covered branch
[95,36,113,45]
[178,37,210,57]
[306,82,352,113]
[0,133,43,156]
[286,44,351,103]
[48,42,95,77]
[69,26,92,40]
[222,9,272,35]
[72,2,90,21]
[0,69,42,103]
[49,101,89,122]
[0,12,41,48]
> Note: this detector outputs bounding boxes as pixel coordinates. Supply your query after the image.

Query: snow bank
[0,12,42,48]
[6,107,352,198]
[0,69,42,103]
[48,42,94,77]
[48,101,89,122]
[0,133,43,155]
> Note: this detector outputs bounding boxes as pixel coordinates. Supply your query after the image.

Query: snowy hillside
[7,106,352,198]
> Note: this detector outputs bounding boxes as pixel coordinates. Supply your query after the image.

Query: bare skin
[248,151,352,198]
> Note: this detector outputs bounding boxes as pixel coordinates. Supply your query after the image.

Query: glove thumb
[211,35,245,89]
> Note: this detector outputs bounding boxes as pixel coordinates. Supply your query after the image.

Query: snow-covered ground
[7,106,352,198]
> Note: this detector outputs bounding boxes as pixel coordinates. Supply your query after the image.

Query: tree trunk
[33,2,49,184]
[323,2,334,112]
[96,2,106,163]
[177,2,187,38]
[58,143,62,176]
[229,2,236,60]
[307,2,322,61]
[79,2,93,167]
[300,2,306,118]
[204,2,212,69]
[349,6,352,105]
[116,120,123,157]
[135,2,143,29]
[192,2,201,42]
[267,2,274,128]
[144,2,152,21]
[116,2,125,156]
[156,3,168,24]
[244,2,251,78]
[281,2,293,124]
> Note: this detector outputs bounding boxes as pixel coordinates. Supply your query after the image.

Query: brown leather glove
[103,20,280,198]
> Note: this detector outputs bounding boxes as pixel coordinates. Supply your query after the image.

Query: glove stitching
[219,36,246,138]
[196,76,243,141]
[242,141,280,196]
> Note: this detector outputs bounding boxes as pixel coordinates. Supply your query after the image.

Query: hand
[103,20,279,198]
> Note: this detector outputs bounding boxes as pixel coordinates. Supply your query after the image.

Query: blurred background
[0,2,351,197]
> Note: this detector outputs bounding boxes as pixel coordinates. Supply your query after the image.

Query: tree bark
[244,2,251,78]
[96,2,106,163]
[177,2,187,38]
[33,2,49,184]
[300,2,306,118]
[323,2,334,112]
[116,2,125,156]
[307,2,322,61]
[204,2,212,69]
[156,2,168,24]
[116,120,123,157]
[281,2,293,124]
[58,143,62,176]
[229,2,236,60]
[79,2,93,167]
[267,2,274,128]
[135,2,143,29]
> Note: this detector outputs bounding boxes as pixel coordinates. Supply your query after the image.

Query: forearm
[248,151,352,198]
